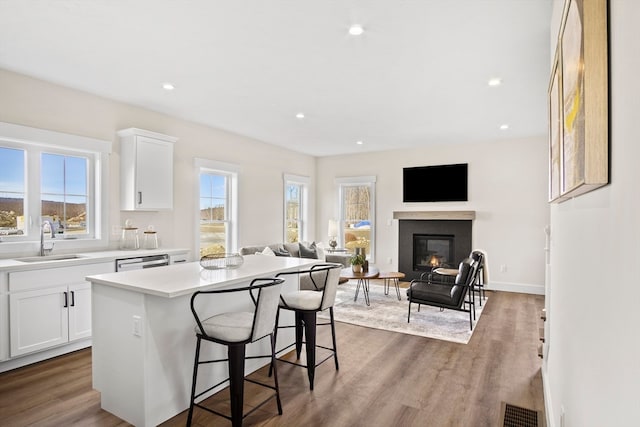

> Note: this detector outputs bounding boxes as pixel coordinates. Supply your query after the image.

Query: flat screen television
[403,163,468,202]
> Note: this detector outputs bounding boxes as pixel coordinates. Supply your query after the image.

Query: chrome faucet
[40,220,55,256]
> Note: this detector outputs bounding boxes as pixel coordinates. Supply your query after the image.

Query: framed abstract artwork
[549,0,609,203]
[548,51,562,202]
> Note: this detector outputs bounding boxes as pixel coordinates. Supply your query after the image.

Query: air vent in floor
[500,402,545,427]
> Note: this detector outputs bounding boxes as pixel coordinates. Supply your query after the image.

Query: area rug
[322,281,487,344]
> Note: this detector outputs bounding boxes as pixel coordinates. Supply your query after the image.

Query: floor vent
[500,402,544,427]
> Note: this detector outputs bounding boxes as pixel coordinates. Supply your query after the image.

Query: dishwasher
[115,254,170,272]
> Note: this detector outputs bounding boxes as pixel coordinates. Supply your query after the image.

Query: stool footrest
[194,377,230,400]
[275,350,335,369]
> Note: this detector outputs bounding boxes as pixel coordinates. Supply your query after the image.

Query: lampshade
[328,219,338,237]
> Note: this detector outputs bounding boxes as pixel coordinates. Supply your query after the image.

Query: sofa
[239,242,351,268]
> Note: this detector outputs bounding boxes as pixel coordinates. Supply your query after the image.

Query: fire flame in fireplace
[429,255,441,267]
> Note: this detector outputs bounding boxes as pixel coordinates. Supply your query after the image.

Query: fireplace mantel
[393,211,476,221]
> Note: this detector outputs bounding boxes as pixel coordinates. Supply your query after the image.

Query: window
[196,158,238,258]
[41,153,88,236]
[0,147,25,235]
[337,176,376,262]
[0,122,110,252]
[283,174,309,243]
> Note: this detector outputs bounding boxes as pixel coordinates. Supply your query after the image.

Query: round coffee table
[340,267,379,306]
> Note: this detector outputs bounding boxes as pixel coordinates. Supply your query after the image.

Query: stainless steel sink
[15,254,87,263]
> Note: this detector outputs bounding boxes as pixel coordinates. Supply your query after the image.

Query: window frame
[194,158,239,257]
[283,174,310,243]
[336,175,377,262]
[39,150,91,237]
[0,122,110,255]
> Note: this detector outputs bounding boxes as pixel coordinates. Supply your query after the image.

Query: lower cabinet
[68,282,92,341]
[10,285,70,356]
[8,262,113,358]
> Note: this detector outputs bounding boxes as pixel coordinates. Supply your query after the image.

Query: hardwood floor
[0,290,544,427]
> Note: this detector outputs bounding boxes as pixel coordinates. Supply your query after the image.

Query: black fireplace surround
[398,220,472,281]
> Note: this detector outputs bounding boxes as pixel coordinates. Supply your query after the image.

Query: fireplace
[413,234,455,271]
[398,219,472,281]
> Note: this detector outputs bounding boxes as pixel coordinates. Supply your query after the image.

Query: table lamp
[328,219,338,248]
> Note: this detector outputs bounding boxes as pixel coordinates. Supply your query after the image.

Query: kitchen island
[86,254,317,427]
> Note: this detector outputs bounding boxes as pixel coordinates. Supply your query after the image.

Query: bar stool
[270,263,341,390]
[187,277,285,427]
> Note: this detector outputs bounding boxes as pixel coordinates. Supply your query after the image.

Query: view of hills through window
[0,148,88,236]
[199,172,227,256]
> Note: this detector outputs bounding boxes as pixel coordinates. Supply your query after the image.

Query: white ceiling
[0,0,551,157]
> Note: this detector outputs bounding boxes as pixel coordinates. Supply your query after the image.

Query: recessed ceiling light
[296,113,305,119]
[162,82,175,91]
[356,140,364,145]
[349,25,364,36]
[488,78,502,87]
[500,124,509,130]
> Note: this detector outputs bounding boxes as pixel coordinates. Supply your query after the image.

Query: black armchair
[407,260,476,330]
[470,250,486,305]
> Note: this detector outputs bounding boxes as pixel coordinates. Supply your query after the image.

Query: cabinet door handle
[63,291,68,308]
[70,291,75,307]
[138,191,143,205]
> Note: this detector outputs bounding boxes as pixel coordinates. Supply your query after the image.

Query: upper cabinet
[118,128,177,211]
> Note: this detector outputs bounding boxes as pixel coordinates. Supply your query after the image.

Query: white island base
[88,255,317,426]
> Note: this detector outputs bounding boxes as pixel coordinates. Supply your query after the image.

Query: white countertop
[86,254,318,298]
[0,248,190,272]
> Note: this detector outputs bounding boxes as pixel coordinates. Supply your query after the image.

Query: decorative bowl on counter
[199,253,244,270]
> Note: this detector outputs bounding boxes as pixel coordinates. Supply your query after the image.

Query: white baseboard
[0,339,91,373]
[486,281,545,295]
[542,364,555,427]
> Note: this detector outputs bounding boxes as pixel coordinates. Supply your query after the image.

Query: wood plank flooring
[0,289,544,427]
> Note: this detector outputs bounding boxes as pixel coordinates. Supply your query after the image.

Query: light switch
[132,315,142,337]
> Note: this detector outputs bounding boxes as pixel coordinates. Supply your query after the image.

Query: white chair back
[319,266,341,311]
[251,279,284,342]
[293,264,341,311]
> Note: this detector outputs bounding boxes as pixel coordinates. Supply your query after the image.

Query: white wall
[0,69,317,255]
[0,67,550,285]
[544,1,640,426]
[316,136,550,293]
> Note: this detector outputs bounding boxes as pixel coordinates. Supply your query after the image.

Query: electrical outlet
[132,315,142,337]
[500,264,507,273]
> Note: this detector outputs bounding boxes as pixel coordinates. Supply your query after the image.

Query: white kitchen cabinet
[118,128,177,211]
[9,285,69,356]
[0,273,8,362]
[8,262,114,358]
[68,282,92,341]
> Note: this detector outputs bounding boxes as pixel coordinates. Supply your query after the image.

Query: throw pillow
[273,247,291,257]
[255,246,276,256]
[315,242,327,261]
[299,241,318,259]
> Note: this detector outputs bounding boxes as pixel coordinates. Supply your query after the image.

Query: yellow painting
[549,0,608,203]
[561,0,585,193]
[549,54,562,202]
